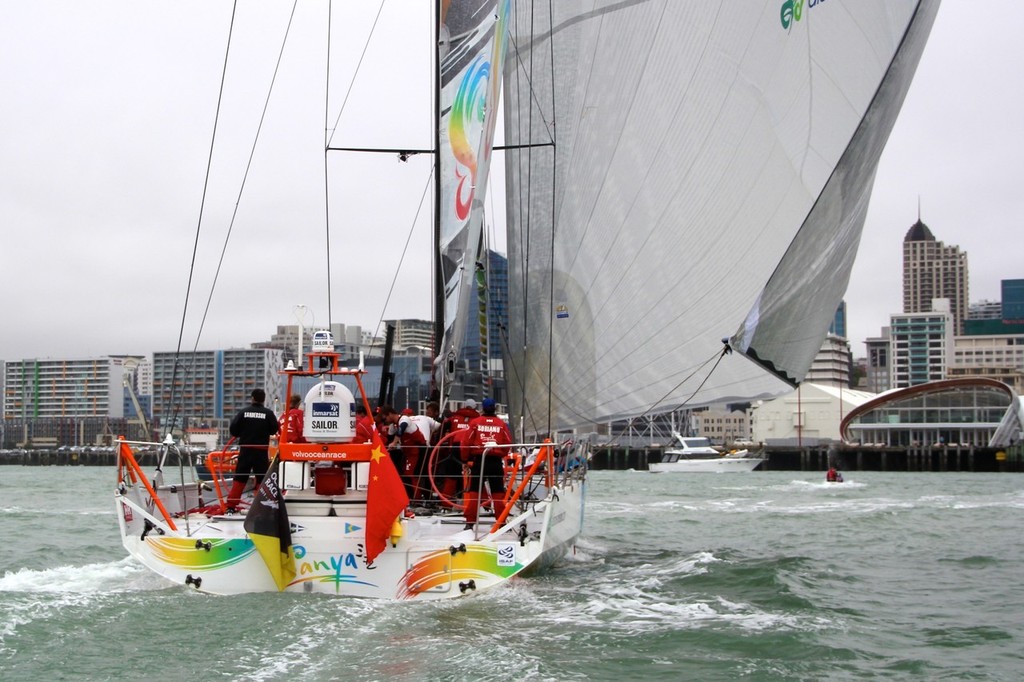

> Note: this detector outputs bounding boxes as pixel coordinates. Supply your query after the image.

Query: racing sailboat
[114,0,939,598]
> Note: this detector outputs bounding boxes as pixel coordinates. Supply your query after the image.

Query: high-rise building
[462,250,509,370]
[889,299,954,388]
[1003,279,1024,322]
[902,219,968,334]
[829,301,847,339]
[967,300,1002,320]
[3,355,144,418]
[864,327,891,394]
[805,333,852,387]
[386,319,435,352]
[151,348,284,423]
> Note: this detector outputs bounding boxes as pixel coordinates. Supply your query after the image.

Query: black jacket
[229,402,280,446]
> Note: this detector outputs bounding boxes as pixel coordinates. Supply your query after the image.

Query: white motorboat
[650,434,764,473]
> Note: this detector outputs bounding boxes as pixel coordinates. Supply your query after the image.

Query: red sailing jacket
[463,414,513,462]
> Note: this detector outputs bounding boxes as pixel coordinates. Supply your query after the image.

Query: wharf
[589,443,1022,473]
[1,444,1021,473]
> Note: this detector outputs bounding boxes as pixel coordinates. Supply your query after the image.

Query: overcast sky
[1,1,1021,363]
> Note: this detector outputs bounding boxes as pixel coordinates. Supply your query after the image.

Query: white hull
[116,464,585,599]
[649,455,764,473]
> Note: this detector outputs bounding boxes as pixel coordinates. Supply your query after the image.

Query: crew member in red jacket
[462,398,512,529]
[278,394,306,444]
[437,399,480,506]
[381,405,428,499]
[354,403,377,443]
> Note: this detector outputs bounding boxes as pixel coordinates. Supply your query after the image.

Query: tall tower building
[902,218,968,334]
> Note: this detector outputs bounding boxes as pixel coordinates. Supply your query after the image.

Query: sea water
[2,468,1022,681]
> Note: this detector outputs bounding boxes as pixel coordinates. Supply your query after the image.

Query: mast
[432,0,445,383]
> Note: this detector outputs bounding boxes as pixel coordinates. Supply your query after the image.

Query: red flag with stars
[365,432,409,563]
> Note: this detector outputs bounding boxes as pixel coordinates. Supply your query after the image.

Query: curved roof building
[840,378,1023,448]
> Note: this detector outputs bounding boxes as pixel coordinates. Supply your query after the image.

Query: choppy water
[2,467,1022,681]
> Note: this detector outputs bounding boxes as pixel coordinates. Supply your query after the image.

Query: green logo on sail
[781,0,829,30]
[780,0,804,29]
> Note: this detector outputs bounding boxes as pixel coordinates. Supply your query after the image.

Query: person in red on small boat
[278,394,306,444]
[462,398,512,529]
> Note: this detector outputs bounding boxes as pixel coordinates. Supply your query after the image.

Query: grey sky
[1,1,1020,363]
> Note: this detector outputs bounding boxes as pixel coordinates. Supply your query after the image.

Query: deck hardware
[141,519,165,541]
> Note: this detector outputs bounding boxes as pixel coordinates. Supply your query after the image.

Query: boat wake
[0,557,166,594]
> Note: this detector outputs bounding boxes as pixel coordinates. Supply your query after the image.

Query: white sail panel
[435,0,510,394]
[502,1,939,434]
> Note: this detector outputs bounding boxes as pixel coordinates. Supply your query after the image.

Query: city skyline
[1,2,1022,361]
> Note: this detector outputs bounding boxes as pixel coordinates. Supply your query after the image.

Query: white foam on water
[0,556,165,594]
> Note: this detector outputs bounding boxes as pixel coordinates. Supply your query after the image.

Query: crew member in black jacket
[226,388,280,510]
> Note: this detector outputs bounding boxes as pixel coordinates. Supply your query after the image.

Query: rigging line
[548,346,722,435]
[512,0,557,439]
[503,4,556,437]
[169,0,238,430]
[368,168,435,354]
[522,1,541,435]
[504,35,556,146]
[544,0,556,437]
[512,1,540,436]
[191,1,300,355]
[326,0,387,149]
[602,346,729,449]
[325,0,334,333]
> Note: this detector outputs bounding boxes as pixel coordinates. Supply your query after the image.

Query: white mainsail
[435,0,511,395]
[501,1,940,435]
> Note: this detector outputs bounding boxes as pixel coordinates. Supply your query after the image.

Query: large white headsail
[502,1,940,436]
[435,0,511,397]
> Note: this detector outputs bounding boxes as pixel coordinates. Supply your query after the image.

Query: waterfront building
[750,383,875,446]
[889,299,954,389]
[902,218,968,335]
[842,378,1020,448]
[694,406,751,446]
[3,355,145,419]
[950,334,1024,394]
[151,348,284,425]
